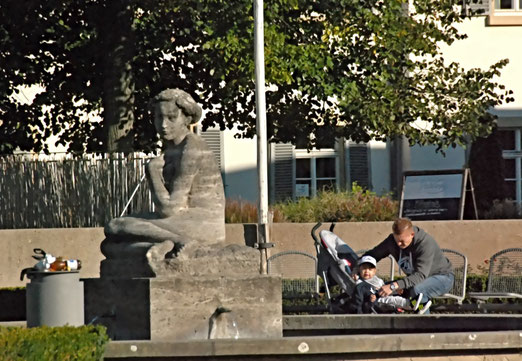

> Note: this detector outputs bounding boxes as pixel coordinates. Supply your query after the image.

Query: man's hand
[378,282,399,297]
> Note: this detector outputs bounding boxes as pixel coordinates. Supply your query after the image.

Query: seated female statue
[101,88,225,260]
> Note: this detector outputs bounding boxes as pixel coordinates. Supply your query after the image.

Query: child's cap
[359,255,377,268]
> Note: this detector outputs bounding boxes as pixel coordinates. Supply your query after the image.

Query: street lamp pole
[254,0,270,274]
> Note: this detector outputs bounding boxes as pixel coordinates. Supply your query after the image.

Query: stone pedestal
[84,275,281,341]
[84,244,282,341]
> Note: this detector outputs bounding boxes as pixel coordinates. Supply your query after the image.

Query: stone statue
[100,88,225,276]
[87,89,280,342]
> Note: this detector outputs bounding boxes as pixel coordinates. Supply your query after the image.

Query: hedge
[0,325,109,361]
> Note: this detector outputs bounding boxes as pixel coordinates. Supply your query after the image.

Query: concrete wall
[259,220,522,272]
[222,126,258,202]
[3,220,521,288]
[2,228,106,288]
[368,140,391,194]
[441,17,522,113]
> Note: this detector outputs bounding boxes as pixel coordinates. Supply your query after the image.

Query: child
[351,255,411,314]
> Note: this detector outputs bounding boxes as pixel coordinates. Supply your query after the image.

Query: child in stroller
[351,255,411,313]
[312,223,410,314]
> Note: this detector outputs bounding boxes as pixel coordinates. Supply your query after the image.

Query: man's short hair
[392,218,413,235]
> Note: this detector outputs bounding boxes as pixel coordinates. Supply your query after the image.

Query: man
[364,218,454,314]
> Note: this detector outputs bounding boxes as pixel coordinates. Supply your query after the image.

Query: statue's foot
[146,240,175,276]
[165,242,185,258]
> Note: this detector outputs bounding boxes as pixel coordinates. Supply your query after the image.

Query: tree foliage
[0,0,514,153]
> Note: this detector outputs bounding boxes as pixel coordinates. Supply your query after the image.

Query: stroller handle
[311,221,337,245]
[311,222,322,244]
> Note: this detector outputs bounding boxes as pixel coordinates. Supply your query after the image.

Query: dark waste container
[25,271,84,327]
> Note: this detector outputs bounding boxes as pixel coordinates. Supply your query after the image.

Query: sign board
[399,169,477,220]
[295,183,310,198]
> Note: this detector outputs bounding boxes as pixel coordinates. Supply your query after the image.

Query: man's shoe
[410,293,424,312]
[417,299,432,315]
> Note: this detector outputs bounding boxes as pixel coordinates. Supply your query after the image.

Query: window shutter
[271,143,294,202]
[349,143,370,189]
[199,128,223,171]
[462,0,489,16]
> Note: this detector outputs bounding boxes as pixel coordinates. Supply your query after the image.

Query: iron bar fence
[0,153,155,229]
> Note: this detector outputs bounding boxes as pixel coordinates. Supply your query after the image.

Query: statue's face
[154,101,190,142]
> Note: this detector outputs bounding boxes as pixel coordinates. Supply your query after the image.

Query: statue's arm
[147,136,202,217]
[166,143,201,212]
[146,155,171,215]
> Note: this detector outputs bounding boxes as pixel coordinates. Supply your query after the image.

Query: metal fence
[0,153,155,229]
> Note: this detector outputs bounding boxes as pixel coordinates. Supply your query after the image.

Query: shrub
[272,184,398,223]
[482,199,522,219]
[225,199,286,223]
[0,325,109,361]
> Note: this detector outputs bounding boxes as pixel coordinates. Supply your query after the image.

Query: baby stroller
[311,222,359,313]
[312,222,407,314]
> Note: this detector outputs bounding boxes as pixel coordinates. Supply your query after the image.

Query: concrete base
[84,275,282,341]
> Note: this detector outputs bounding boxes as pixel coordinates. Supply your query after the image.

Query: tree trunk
[101,0,135,153]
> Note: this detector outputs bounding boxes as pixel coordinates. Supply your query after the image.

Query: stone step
[283,314,522,336]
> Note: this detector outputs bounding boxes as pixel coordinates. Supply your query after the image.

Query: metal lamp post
[254,0,271,274]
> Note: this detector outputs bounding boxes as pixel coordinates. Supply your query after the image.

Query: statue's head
[151,89,202,126]
[151,89,203,142]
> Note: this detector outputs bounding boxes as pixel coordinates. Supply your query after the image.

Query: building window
[295,150,338,198]
[489,0,522,25]
[495,0,522,10]
[499,128,522,206]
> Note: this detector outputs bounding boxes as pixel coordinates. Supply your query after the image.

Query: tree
[0,0,514,154]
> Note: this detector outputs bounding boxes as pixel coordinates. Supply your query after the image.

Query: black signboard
[399,169,477,220]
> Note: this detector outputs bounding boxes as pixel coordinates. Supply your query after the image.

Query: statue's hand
[157,205,183,218]
[147,156,165,174]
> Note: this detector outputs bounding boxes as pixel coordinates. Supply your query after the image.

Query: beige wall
[3,220,521,288]
[261,220,522,273]
[1,228,105,288]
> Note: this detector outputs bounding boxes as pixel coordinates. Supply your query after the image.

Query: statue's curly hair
[151,88,202,124]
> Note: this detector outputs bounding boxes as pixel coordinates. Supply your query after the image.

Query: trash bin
[25,270,84,327]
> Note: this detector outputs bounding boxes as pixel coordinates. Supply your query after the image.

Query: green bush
[273,184,398,223]
[482,199,522,219]
[0,325,109,361]
[465,273,489,295]
[225,185,398,223]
